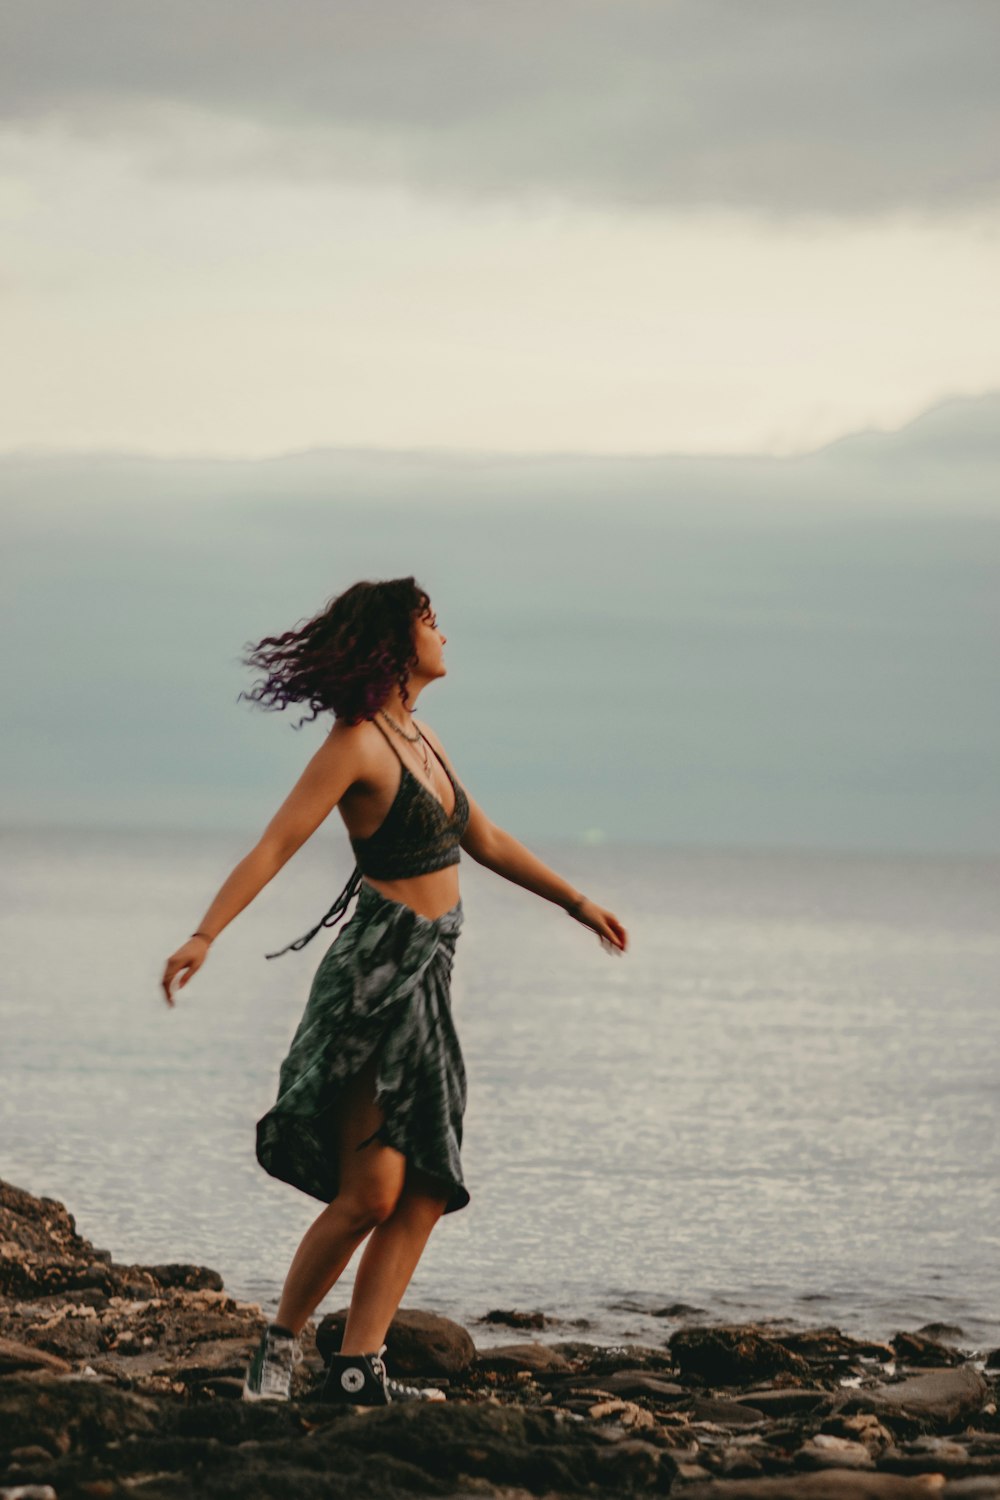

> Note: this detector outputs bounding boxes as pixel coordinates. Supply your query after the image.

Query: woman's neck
[377,689,420,729]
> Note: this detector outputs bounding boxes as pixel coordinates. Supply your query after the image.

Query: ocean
[2,825,998,1353]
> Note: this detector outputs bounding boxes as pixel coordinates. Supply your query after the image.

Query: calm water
[2,826,998,1353]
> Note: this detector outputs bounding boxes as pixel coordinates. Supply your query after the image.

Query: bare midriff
[361,867,461,920]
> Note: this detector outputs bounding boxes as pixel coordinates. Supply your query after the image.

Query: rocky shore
[1,1177,998,1499]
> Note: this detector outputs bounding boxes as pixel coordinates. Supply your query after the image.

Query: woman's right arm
[160,721,363,1006]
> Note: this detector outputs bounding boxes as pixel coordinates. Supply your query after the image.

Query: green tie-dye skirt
[255,880,469,1214]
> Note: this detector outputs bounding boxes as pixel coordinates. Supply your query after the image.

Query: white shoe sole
[242,1377,290,1402]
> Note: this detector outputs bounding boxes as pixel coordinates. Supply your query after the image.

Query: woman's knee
[335,1176,404,1231]
[335,1188,398,1224]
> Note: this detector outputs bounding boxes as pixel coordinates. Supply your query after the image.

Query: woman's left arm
[471,815,628,954]
[417,722,627,954]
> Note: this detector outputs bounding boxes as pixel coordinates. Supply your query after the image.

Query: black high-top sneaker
[321,1342,446,1405]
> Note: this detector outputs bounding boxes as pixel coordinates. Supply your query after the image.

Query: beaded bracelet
[565,894,586,919]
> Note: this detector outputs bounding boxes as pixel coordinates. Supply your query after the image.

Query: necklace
[379,707,432,775]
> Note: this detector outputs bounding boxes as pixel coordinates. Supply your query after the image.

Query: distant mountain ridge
[809,391,1000,463]
[1,390,998,521]
[1,391,998,471]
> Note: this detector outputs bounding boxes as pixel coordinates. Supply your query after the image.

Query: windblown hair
[237,576,433,728]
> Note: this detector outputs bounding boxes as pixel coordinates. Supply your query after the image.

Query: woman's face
[413,604,447,677]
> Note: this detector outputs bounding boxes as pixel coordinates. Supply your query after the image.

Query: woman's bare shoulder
[325,715,381,772]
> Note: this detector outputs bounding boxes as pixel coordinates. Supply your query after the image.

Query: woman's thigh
[332,1046,407,1217]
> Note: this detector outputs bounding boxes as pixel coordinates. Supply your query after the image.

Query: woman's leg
[273,1049,407,1336]
[339,1166,449,1355]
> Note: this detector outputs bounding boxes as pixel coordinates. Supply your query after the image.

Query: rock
[590,1436,673,1488]
[554,1341,678,1377]
[475,1341,574,1374]
[682,1473,956,1496]
[2,1174,996,1498]
[0,1341,71,1377]
[717,1443,767,1478]
[314,1306,476,1375]
[736,1386,832,1416]
[482,1308,548,1329]
[141,1264,224,1292]
[670,1323,811,1384]
[154,1337,258,1386]
[820,1411,895,1450]
[0,1376,161,1454]
[892,1330,963,1366]
[689,1395,768,1427]
[676,1460,715,1481]
[192,1375,248,1400]
[878,1433,1000,1480]
[771,1326,896,1366]
[652,1301,706,1318]
[798,1433,876,1470]
[584,1396,656,1428]
[0,1180,218,1309]
[843,1365,990,1428]
[917,1322,966,1344]
[569,1368,685,1401]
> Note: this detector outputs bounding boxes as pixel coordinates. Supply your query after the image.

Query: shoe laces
[386,1375,432,1397]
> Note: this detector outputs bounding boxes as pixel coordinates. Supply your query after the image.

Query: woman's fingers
[162,944,205,1006]
[163,963,181,1005]
[598,909,628,952]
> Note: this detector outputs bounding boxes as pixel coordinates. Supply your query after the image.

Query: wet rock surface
[1,1176,998,1498]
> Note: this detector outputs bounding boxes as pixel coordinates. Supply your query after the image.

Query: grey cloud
[3,0,997,215]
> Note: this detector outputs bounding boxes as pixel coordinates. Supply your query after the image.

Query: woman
[160,577,628,1407]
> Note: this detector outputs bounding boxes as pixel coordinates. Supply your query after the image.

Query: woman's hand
[161,936,211,1007]
[572,900,628,955]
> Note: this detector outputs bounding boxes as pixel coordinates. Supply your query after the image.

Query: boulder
[843,1365,990,1428]
[670,1323,811,1384]
[475,1340,574,1374]
[0,1341,72,1378]
[315,1305,477,1375]
[891,1330,963,1367]
[141,1264,224,1293]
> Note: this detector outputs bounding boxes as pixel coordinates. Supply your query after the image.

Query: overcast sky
[3,0,998,458]
[3,4,997,858]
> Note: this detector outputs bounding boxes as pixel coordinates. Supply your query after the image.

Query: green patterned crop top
[265,717,469,958]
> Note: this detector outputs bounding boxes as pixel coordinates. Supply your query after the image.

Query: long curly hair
[237,576,434,729]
